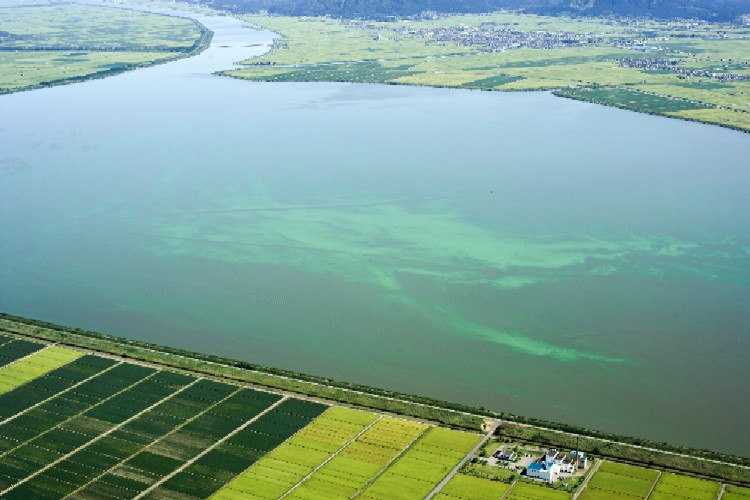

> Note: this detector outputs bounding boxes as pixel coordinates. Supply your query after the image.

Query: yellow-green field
[360,427,482,499]
[230,13,750,132]
[580,461,659,499]
[286,416,427,499]
[0,346,82,394]
[650,472,722,500]
[212,406,377,499]
[0,3,207,93]
[506,481,572,500]
[725,485,750,500]
[436,473,513,500]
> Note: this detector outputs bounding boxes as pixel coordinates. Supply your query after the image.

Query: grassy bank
[0,3,211,94]
[225,12,750,132]
[1,313,748,485]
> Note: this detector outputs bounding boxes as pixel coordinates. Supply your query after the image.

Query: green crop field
[506,481,572,499]
[0,339,328,499]
[230,13,750,132]
[0,326,746,498]
[212,406,377,499]
[286,416,427,499]
[580,461,659,499]
[0,346,82,395]
[436,473,513,499]
[0,339,43,368]
[650,472,721,500]
[360,427,482,499]
[725,485,750,499]
[0,3,208,94]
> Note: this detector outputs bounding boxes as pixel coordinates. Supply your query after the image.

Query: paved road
[426,421,499,499]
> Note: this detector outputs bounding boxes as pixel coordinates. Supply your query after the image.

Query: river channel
[1,5,749,455]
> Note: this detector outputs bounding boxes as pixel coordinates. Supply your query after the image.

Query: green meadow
[230,12,750,131]
[0,3,208,94]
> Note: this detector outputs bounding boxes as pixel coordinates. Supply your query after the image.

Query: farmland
[436,473,513,499]
[0,338,43,368]
[650,472,722,500]
[0,329,489,499]
[229,13,750,132]
[359,427,482,499]
[579,461,660,499]
[0,346,82,394]
[725,485,750,499]
[506,481,571,500]
[0,323,748,499]
[0,3,209,94]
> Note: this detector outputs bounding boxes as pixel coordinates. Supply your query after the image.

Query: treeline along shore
[0,312,748,485]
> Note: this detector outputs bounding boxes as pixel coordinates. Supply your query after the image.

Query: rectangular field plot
[580,461,659,499]
[75,387,280,498]
[436,472,513,500]
[213,406,378,499]
[0,346,83,395]
[0,339,44,368]
[725,485,750,500]
[0,369,193,496]
[0,355,117,421]
[0,363,155,457]
[506,481,571,500]
[650,473,721,500]
[287,416,427,499]
[360,427,482,500]
[144,398,327,499]
[7,378,244,499]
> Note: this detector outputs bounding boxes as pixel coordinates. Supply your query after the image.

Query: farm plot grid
[436,473,513,500]
[505,481,571,500]
[0,346,82,395]
[0,339,485,500]
[579,461,659,500]
[650,472,721,500]
[0,339,44,368]
[359,426,482,500]
[0,346,327,500]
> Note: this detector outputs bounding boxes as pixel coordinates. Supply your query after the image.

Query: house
[527,461,560,483]
[493,449,517,462]
[541,449,587,473]
[570,450,588,470]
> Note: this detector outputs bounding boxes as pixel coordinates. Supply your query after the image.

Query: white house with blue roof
[526,460,560,483]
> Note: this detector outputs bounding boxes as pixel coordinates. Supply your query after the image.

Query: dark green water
[1,11,749,455]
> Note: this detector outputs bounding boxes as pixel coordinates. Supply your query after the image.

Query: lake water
[1,7,749,456]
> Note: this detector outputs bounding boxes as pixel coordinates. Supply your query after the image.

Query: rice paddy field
[436,473,512,500]
[0,2,207,94]
[725,485,750,500]
[0,334,486,499]
[231,13,750,132]
[650,473,722,500]
[579,461,660,500]
[505,481,572,500]
[0,331,746,498]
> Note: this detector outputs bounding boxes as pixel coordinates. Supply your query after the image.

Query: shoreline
[0,7,213,96]
[1,312,749,486]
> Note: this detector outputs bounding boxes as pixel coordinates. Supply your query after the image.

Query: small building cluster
[526,450,588,483]
[493,449,517,462]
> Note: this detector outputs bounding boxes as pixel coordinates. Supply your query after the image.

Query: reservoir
[1,7,749,456]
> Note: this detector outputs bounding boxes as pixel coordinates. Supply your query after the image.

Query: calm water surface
[2,7,749,455]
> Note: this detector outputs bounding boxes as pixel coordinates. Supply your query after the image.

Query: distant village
[392,23,602,52]
[618,57,750,81]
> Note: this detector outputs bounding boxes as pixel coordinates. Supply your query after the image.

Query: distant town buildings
[618,58,750,81]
